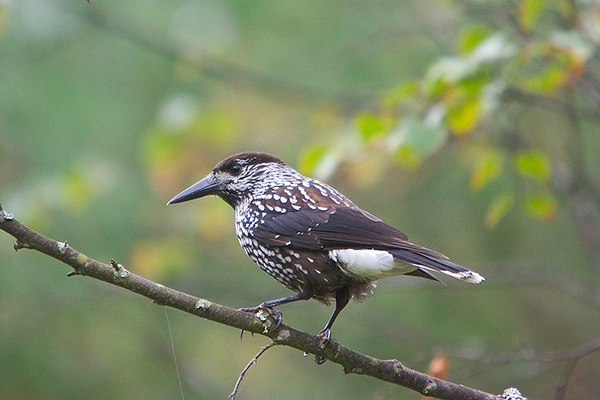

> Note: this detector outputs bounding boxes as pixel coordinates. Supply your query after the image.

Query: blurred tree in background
[1,0,599,399]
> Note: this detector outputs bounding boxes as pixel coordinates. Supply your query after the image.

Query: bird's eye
[231,165,242,175]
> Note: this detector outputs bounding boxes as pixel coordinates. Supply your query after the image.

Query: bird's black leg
[256,291,313,309]
[314,287,350,365]
[320,286,350,338]
[239,291,313,337]
[240,290,313,313]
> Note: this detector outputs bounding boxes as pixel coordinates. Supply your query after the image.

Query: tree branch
[229,341,276,400]
[52,1,374,109]
[502,87,600,121]
[451,337,600,369]
[0,204,501,400]
[556,91,600,303]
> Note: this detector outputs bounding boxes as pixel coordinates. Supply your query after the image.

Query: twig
[554,359,578,400]
[229,341,276,400]
[51,2,373,109]
[578,76,600,114]
[559,90,600,303]
[451,337,600,381]
[503,87,600,121]
[0,206,501,400]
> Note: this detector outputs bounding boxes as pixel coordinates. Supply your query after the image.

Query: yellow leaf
[356,112,387,140]
[458,25,493,55]
[470,150,502,191]
[525,194,557,221]
[515,151,551,183]
[485,193,514,228]
[447,95,482,135]
[520,0,547,32]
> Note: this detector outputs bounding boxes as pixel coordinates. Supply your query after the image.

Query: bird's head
[167,152,286,208]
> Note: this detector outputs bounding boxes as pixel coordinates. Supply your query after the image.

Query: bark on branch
[0,205,500,400]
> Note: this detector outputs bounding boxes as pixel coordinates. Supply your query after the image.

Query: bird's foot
[314,328,332,365]
[317,328,332,345]
[238,303,283,339]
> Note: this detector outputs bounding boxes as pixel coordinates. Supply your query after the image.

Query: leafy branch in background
[302,0,600,295]
[3,1,598,397]
[45,0,600,240]
[0,205,513,400]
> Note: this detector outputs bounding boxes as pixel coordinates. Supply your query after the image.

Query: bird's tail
[390,249,485,284]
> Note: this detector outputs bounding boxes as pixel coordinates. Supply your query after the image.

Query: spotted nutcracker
[168,152,484,340]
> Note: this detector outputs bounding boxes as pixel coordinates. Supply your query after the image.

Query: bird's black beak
[167,176,220,205]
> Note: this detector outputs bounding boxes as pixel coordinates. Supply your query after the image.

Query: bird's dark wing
[252,204,478,280]
[252,206,447,259]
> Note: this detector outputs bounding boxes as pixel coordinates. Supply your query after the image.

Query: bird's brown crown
[214,152,283,174]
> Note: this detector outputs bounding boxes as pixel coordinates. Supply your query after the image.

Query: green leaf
[425,58,468,96]
[298,144,328,175]
[515,151,551,183]
[522,63,567,94]
[525,194,557,221]
[520,0,547,32]
[424,34,514,98]
[470,150,502,191]
[458,25,493,55]
[356,112,387,140]
[485,192,514,228]
[446,94,482,135]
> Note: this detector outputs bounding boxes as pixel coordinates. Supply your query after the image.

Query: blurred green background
[1,0,599,399]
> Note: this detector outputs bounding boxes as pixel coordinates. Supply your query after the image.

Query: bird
[168,152,484,342]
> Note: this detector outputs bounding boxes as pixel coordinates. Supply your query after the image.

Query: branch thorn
[13,241,30,251]
[110,258,129,279]
[58,241,69,255]
[0,205,14,221]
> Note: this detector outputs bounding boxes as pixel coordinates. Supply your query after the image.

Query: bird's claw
[238,303,283,339]
[314,328,332,365]
[238,305,258,314]
[317,328,332,346]
[314,355,327,365]
[239,329,254,341]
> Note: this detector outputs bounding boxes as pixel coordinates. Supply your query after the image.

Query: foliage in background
[1,0,599,399]
[305,0,599,230]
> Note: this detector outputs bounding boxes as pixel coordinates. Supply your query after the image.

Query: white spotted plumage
[171,152,484,314]
[224,155,484,299]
